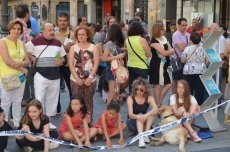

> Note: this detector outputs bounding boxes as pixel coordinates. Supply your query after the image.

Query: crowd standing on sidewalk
[0,3,230,152]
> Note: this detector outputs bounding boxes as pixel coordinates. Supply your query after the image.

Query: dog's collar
[162,113,174,119]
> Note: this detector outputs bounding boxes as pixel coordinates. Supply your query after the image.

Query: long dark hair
[66,95,87,118]
[106,23,124,47]
[20,99,45,125]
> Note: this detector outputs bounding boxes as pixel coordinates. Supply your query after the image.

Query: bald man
[25,23,66,129]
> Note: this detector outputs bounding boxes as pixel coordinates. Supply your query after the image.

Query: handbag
[127,38,149,74]
[109,44,129,84]
[171,46,198,80]
[115,64,129,84]
[1,74,21,91]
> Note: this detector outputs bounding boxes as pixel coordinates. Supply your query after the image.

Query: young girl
[58,95,97,146]
[16,100,59,152]
[169,80,202,142]
[94,101,126,148]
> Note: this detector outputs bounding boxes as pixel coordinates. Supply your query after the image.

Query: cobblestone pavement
[6,87,230,152]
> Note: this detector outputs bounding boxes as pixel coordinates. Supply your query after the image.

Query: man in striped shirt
[26,23,66,129]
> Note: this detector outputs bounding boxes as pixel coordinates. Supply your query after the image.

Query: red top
[94,111,119,136]
[59,112,85,139]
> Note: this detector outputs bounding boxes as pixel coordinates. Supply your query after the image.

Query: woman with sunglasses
[126,78,158,148]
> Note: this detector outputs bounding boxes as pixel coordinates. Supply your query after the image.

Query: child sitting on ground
[15,100,59,152]
[58,95,97,146]
[93,101,126,148]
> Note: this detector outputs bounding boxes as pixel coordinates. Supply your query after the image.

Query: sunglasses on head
[135,88,144,92]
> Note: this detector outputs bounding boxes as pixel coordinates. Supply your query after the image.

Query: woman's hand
[19,67,28,76]
[118,52,126,59]
[10,61,22,69]
[21,125,30,132]
[117,137,124,146]
[84,140,91,147]
[137,114,147,123]
[75,77,84,86]
[106,139,113,148]
[84,77,93,86]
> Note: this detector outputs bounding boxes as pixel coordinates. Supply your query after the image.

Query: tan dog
[150,106,188,152]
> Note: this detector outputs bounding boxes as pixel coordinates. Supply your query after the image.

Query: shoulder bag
[171,46,198,80]
[31,41,51,76]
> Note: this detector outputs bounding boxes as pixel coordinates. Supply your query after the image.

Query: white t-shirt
[170,94,198,106]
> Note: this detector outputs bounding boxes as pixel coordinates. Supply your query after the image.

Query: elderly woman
[69,25,99,122]
[0,20,30,128]
[126,78,158,148]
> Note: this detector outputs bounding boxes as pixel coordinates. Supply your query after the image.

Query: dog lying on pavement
[150,106,188,152]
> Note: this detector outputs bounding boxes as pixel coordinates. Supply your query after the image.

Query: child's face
[177,82,185,96]
[28,106,42,120]
[71,99,82,113]
[107,109,118,118]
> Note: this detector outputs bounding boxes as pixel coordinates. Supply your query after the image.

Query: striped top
[26,36,66,80]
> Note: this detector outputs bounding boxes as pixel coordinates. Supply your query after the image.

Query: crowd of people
[0,3,230,152]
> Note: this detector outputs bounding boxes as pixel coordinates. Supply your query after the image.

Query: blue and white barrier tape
[1,100,229,150]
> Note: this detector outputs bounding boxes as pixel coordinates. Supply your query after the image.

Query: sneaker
[138,138,146,148]
[191,132,202,142]
[144,136,150,143]
[23,146,33,152]
[49,123,57,129]
[49,142,59,149]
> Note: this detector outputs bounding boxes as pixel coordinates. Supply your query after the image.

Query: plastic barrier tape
[0,100,229,150]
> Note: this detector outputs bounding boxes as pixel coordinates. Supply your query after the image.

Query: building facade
[0,0,229,32]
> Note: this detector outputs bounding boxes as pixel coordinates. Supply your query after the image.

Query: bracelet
[89,75,94,79]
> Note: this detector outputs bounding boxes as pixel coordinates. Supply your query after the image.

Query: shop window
[134,0,148,23]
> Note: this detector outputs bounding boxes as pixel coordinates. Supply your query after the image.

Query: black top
[132,97,149,114]
[18,115,50,133]
[0,121,13,151]
[149,38,171,85]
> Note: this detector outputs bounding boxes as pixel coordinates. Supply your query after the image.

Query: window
[134,0,148,23]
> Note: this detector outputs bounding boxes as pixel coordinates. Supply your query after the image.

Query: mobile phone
[18,73,26,83]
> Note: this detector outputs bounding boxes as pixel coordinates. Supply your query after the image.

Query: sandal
[190,132,202,142]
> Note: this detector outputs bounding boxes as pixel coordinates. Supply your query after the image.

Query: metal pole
[48,0,51,22]
[1,0,9,31]
[214,38,221,117]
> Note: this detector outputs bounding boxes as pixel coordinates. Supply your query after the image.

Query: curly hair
[131,77,151,99]
[74,25,93,43]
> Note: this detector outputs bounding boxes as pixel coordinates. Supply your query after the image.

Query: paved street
[6,85,230,152]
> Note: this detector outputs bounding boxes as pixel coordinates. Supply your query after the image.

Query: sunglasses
[135,88,144,92]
